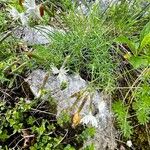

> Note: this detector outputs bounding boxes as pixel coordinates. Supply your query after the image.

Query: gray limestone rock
[25,69,116,150]
[13,25,64,45]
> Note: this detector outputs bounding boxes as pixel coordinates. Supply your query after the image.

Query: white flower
[23,0,41,19]
[9,7,28,26]
[126,140,132,147]
[51,66,60,75]
[81,111,98,128]
[51,65,68,83]
[58,67,68,83]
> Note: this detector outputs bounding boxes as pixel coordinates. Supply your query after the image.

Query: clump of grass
[109,0,150,147]
[33,4,115,89]
[112,100,133,138]
[133,82,150,125]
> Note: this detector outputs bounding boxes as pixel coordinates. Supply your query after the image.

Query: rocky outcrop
[25,69,116,149]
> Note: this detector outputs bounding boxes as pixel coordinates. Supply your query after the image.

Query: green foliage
[60,0,74,11]
[140,21,150,42]
[0,97,92,149]
[77,127,96,142]
[57,110,71,127]
[60,81,68,90]
[9,0,24,12]
[140,21,150,51]
[33,6,115,89]
[0,0,150,148]
[64,144,76,150]
[0,10,7,31]
[84,143,95,150]
[113,17,150,140]
[112,101,133,138]
[115,21,150,69]
[133,83,150,124]
[106,0,148,36]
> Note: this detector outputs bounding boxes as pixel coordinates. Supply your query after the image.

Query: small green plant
[133,82,150,125]
[115,21,150,69]
[57,110,71,127]
[0,97,94,149]
[83,143,95,150]
[112,4,150,144]
[33,4,115,90]
[78,127,96,142]
[112,100,133,138]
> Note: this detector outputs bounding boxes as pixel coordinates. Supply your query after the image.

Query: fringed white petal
[51,65,68,83]
[51,66,60,75]
[58,67,68,83]
[81,112,98,128]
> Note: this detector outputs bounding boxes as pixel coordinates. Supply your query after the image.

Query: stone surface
[76,0,118,15]
[25,69,116,150]
[25,69,99,116]
[13,25,64,45]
